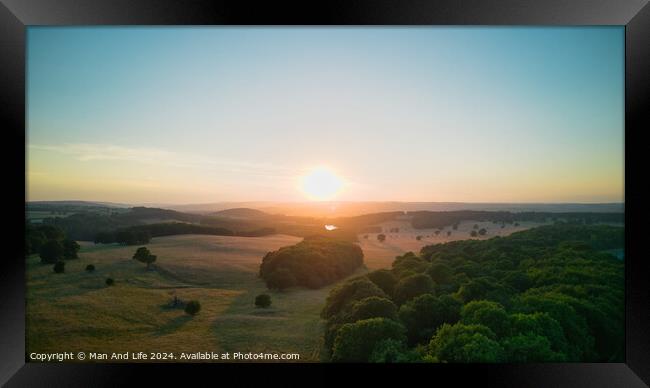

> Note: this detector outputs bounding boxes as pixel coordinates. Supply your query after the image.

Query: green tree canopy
[332,318,407,362]
[393,274,436,305]
[461,300,511,338]
[366,269,398,297]
[399,294,462,344]
[429,323,504,363]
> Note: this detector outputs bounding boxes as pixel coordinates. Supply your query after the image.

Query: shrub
[377,234,386,242]
[255,294,272,308]
[53,261,65,273]
[85,264,95,272]
[185,300,201,316]
[105,277,114,286]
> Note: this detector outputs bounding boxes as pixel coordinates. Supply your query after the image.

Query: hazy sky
[27,27,624,204]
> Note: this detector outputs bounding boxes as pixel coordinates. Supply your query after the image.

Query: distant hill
[165,201,624,218]
[28,200,131,208]
[211,208,271,219]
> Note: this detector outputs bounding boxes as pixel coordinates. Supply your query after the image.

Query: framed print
[1,0,649,386]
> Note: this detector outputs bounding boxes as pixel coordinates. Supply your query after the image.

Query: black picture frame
[2,0,649,386]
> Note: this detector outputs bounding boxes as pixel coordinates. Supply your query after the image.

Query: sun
[300,166,343,201]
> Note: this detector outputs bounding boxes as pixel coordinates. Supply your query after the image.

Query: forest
[410,210,624,229]
[320,223,624,362]
[259,236,364,290]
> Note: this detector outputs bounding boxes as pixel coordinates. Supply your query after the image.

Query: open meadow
[26,234,341,362]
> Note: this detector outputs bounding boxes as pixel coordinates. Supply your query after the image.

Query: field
[26,219,547,362]
[358,219,548,270]
[27,234,337,362]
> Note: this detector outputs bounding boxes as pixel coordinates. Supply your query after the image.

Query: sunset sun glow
[300,167,343,201]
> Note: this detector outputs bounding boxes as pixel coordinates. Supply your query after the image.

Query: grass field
[26,234,343,362]
[26,220,545,362]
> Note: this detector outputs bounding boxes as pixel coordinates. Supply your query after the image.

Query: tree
[53,261,65,273]
[393,273,436,305]
[322,277,387,319]
[427,263,454,285]
[377,234,386,242]
[509,312,573,358]
[26,224,59,255]
[473,224,479,229]
[265,268,297,291]
[470,230,478,238]
[461,300,511,338]
[132,247,157,270]
[259,237,364,290]
[62,239,80,259]
[39,240,64,264]
[399,294,462,344]
[514,294,595,360]
[478,228,487,236]
[369,339,423,363]
[85,264,95,272]
[366,269,398,296]
[105,277,114,286]
[255,294,272,308]
[332,318,407,362]
[447,231,452,237]
[428,323,505,362]
[185,300,201,316]
[501,333,565,362]
[392,253,429,277]
[347,296,398,322]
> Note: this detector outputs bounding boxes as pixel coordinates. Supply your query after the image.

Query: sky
[27,27,624,204]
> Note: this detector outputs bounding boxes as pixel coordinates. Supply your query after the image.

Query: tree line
[410,210,624,230]
[93,222,277,245]
[320,224,624,362]
[26,224,80,265]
